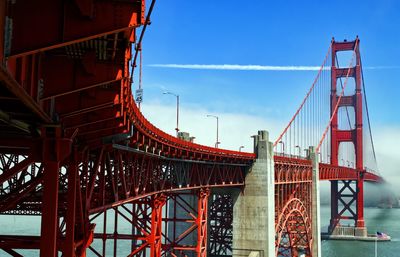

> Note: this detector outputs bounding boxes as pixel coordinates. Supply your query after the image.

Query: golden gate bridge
[0,1,383,257]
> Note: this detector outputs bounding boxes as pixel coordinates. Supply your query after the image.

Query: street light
[295,145,301,157]
[303,149,309,158]
[239,146,244,152]
[207,114,219,148]
[278,141,285,155]
[163,91,179,136]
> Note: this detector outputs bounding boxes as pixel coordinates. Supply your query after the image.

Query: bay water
[0,206,399,256]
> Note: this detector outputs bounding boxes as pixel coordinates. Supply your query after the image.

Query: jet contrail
[148,64,323,71]
[148,64,400,71]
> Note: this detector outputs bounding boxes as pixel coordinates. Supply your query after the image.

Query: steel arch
[276,198,312,257]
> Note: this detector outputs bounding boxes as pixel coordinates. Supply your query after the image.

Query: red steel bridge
[0,1,383,257]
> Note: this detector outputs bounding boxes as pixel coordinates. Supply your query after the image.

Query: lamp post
[239,146,244,152]
[163,91,179,136]
[304,148,309,158]
[295,145,301,157]
[278,141,285,155]
[207,115,219,148]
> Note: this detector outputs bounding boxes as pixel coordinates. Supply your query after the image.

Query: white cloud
[141,102,400,194]
[372,126,400,193]
[140,102,286,152]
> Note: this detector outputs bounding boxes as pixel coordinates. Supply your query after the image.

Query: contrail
[148,64,323,71]
[148,64,400,71]
[364,66,400,70]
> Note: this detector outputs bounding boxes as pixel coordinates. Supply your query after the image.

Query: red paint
[330,37,365,229]
[0,1,381,256]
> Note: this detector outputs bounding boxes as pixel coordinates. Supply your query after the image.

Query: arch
[275,198,312,257]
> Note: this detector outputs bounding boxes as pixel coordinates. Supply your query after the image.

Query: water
[0,207,399,256]
[321,206,400,257]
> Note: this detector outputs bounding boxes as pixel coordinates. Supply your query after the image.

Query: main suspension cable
[274,42,333,147]
[360,54,379,172]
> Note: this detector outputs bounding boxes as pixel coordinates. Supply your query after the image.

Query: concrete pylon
[232,130,274,257]
[309,146,321,257]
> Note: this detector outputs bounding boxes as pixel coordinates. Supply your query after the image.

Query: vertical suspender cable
[138,45,143,109]
[317,40,359,153]
[335,54,352,130]
[360,55,378,172]
[274,43,332,147]
[130,0,157,83]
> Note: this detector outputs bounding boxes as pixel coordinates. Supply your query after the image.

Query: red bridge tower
[329,37,366,235]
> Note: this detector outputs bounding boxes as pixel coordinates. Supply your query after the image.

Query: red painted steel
[275,156,380,182]
[0,1,384,257]
[0,0,4,64]
[273,155,379,257]
[208,194,233,256]
[274,157,312,257]
[149,195,165,257]
[196,189,209,257]
[329,37,366,231]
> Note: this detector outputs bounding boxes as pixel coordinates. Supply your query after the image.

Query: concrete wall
[232,130,274,257]
[310,147,321,257]
[166,192,197,257]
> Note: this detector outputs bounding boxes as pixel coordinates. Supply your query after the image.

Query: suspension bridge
[0,1,383,257]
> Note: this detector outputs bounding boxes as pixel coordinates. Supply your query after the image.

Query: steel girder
[275,159,312,257]
[87,190,209,257]
[275,156,380,183]
[208,194,233,256]
[86,145,245,214]
[330,38,366,229]
[0,135,244,256]
[329,180,358,232]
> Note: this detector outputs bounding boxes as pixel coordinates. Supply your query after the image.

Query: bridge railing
[274,152,309,160]
[364,166,379,175]
[128,99,255,161]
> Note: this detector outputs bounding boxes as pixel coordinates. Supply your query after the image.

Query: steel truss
[329,180,359,231]
[86,189,210,257]
[208,194,233,256]
[330,38,366,229]
[0,129,245,256]
[275,158,312,257]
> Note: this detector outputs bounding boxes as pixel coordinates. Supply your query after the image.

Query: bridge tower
[329,37,366,236]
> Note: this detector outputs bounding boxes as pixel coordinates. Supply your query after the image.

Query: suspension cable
[335,54,352,130]
[129,0,157,83]
[274,42,333,147]
[360,54,379,171]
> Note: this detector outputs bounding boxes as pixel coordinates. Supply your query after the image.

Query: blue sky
[133,1,400,187]
[139,0,400,125]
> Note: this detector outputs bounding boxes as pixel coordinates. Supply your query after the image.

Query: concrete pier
[309,147,321,257]
[322,232,391,242]
[232,130,274,257]
[329,225,368,238]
